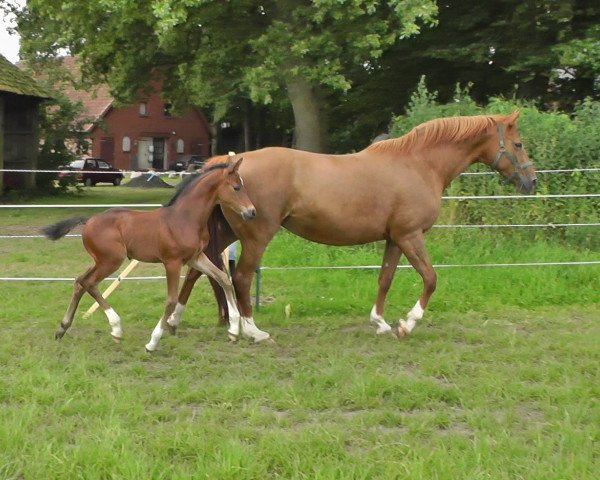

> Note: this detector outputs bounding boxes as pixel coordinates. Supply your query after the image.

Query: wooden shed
[0,54,49,191]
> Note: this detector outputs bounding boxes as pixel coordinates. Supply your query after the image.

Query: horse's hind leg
[393,231,437,338]
[145,261,182,352]
[55,266,94,340]
[370,240,402,335]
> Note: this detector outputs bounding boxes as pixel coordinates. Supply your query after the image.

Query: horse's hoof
[375,324,393,335]
[111,335,122,343]
[254,334,273,345]
[166,324,177,335]
[228,333,239,343]
[54,330,64,340]
[393,323,410,340]
[145,343,155,352]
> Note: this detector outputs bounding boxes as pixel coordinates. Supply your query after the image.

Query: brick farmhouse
[59,57,212,171]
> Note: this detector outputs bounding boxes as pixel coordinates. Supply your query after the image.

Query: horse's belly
[282,216,386,246]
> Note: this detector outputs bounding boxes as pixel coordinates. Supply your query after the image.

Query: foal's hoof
[111,335,122,344]
[54,330,65,340]
[228,333,239,343]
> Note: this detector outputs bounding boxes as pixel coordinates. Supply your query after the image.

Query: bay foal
[43,158,259,350]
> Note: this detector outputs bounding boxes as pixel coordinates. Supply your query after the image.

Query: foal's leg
[55,266,94,339]
[165,267,201,334]
[370,240,402,335]
[145,261,182,352]
[83,260,126,341]
[190,253,270,343]
[166,267,228,334]
[393,231,437,337]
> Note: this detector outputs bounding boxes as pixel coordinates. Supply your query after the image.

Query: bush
[389,77,600,249]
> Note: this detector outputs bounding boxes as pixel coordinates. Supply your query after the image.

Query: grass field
[1,185,598,479]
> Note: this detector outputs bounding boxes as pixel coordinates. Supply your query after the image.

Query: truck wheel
[113,177,122,186]
[84,177,94,187]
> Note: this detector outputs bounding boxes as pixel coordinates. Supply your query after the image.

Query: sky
[0,0,24,63]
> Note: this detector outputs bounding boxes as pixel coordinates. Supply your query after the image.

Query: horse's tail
[41,216,89,240]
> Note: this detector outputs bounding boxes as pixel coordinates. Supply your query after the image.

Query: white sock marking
[241,317,270,342]
[145,319,164,352]
[370,305,392,334]
[399,300,425,334]
[105,308,122,339]
[166,302,185,328]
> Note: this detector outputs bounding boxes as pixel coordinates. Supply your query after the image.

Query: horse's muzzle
[519,176,537,194]
[242,207,257,220]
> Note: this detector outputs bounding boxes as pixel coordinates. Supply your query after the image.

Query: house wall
[88,90,212,171]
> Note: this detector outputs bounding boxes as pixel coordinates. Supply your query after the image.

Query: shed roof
[0,54,50,99]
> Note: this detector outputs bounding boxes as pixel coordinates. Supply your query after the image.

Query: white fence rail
[1,166,598,282]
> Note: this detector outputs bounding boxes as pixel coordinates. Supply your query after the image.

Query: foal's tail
[41,216,89,240]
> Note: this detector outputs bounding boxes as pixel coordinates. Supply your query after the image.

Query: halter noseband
[490,124,533,183]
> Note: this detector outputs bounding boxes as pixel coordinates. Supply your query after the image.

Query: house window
[163,103,172,117]
[122,136,131,152]
[139,102,148,116]
[176,138,184,154]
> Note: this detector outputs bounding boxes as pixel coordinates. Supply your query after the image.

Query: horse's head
[484,111,537,194]
[217,157,256,221]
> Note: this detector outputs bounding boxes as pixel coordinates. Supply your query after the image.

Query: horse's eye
[514,142,522,149]
[233,185,241,192]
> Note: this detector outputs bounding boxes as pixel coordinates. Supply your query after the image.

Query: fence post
[255,265,261,311]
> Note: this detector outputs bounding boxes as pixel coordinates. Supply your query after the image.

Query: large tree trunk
[286,76,327,152]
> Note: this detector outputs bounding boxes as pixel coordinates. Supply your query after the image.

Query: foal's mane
[366,114,506,155]
[164,162,229,207]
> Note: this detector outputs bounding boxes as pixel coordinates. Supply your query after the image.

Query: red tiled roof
[56,57,113,131]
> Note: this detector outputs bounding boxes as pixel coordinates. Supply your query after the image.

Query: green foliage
[15,0,438,151]
[390,78,600,249]
[35,89,91,192]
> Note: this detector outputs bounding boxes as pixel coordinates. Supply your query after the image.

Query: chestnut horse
[173,112,537,340]
[42,158,262,350]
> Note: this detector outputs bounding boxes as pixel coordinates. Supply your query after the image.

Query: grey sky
[0,0,24,63]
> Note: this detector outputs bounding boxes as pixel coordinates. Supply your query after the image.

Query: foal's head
[482,111,537,194]
[216,157,256,220]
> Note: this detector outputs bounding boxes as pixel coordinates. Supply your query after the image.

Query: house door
[152,138,165,169]
[137,137,153,170]
[100,137,115,162]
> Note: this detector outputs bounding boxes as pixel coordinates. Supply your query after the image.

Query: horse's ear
[507,110,520,125]
[228,157,243,173]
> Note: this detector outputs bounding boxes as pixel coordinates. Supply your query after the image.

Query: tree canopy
[13,0,437,152]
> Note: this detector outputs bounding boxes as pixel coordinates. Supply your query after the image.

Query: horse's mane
[164,162,228,207]
[365,114,507,155]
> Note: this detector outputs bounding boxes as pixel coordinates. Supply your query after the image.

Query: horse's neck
[424,141,482,190]
[171,174,220,226]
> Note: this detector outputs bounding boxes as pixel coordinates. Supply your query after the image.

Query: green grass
[0,186,598,479]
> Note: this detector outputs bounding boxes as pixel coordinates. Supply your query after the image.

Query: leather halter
[491,124,533,182]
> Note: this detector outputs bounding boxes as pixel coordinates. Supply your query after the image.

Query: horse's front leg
[189,253,270,343]
[145,261,182,352]
[394,231,436,338]
[370,240,402,335]
[165,266,201,335]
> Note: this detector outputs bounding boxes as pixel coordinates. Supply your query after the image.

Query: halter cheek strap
[491,124,533,182]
